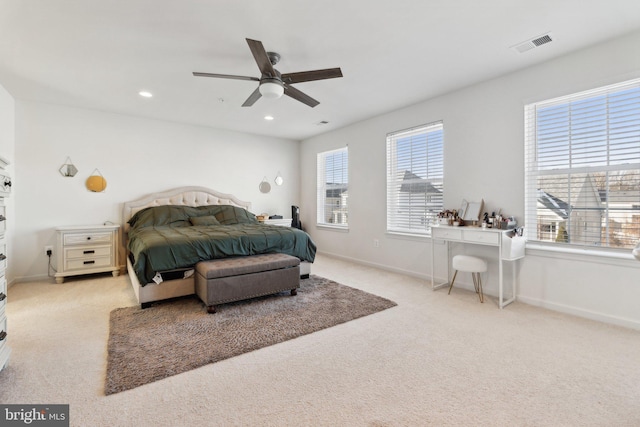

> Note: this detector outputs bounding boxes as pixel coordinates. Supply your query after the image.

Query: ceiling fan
[193,38,343,108]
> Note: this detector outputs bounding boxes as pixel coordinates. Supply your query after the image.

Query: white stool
[448,255,487,303]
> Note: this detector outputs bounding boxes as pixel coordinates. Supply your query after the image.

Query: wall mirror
[259,177,271,193]
[274,172,284,186]
[463,199,484,222]
[59,157,78,177]
[458,200,468,219]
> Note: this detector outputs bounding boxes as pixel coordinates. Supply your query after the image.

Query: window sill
[386,231,430,241]
[525,242,640,268]
[316,224,349,232]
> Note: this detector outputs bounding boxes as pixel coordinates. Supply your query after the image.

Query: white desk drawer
[432,227,462,240]
[463,230,499,245]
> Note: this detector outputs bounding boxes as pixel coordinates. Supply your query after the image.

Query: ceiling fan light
[259,81,284,99]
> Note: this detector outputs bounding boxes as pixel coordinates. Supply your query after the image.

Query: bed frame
[122,186,311,308]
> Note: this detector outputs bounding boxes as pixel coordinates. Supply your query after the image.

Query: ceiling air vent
[511,32,553,53]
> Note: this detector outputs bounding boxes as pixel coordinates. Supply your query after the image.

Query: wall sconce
[59,157,78,177]
[274,171,284,186]
[86,168,107,192]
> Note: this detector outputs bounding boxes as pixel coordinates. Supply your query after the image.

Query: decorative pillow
[189,215,221,226]
[214,205,259,225]
[128,205,195,229]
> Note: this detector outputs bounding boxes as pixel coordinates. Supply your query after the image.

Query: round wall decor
[86,169,107,192]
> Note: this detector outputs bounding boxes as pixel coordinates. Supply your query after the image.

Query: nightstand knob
[86,236,91,240]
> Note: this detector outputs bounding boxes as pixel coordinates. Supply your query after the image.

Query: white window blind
[386,122,444,235]
[524,78,640,250]
[317,147,348,227]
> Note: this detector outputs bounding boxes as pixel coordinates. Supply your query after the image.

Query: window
[317,147,348,227]
[525,78,640,250]
[386,122,444,235]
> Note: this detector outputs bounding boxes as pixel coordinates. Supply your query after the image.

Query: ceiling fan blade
[192,72,260,82]
[284,84,319,108]
[246,38,276,78]
[281,68,343,84]
[242,87,262,107]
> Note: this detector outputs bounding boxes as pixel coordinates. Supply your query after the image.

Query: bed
[123,186,315,308]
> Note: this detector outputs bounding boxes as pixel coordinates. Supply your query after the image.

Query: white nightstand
[262,218,292,227]
[55,224,120,283]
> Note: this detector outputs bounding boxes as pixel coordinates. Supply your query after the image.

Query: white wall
[14,101,300,282]
[301,30,640,329]
[0,84,15,283]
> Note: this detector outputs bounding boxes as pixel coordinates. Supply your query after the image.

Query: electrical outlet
[373,239,380,248]
[44,245,53,256]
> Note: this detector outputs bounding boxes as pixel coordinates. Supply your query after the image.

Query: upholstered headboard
[122,186,252,232]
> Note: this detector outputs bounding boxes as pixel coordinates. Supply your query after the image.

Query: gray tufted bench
[194,253,300,313]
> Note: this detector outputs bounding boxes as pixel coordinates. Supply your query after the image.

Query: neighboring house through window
[317,147,348,227]
[525,78,640,250]
[386,122,444,235]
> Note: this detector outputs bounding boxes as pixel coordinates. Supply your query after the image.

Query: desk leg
[499,260,517,309]
[499,245,504,308]
[431,237,450,290]
[431,236,434,290]
[512,262,517,303]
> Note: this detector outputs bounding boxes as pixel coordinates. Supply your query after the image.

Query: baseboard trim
[317,251,431,281]
[517,295,640,330]
[318,250,640,331]
[10,274,51,287]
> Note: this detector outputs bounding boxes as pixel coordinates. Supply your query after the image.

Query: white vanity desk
[430,225,525,308]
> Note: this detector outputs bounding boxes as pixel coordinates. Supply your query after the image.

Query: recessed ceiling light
[138,91,153,98]
[264,115,274,121]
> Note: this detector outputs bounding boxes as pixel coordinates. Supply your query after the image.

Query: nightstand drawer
[65,246,112,259]
[64,232,112,246]
[262,218,292,227]
[0,241,6,271]
[0,203,6,237]
[0,315,6,347]
[65,256,112,271]
[0,276,6,311]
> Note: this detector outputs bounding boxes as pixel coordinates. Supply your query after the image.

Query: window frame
[316,146,349,229]
[386,121,444,237]
[524,78,640,254]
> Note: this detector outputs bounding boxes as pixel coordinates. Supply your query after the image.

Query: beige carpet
[105,275,396,395]
[1,254,640,426]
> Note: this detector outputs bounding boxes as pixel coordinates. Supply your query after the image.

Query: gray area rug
[105,275,396,395]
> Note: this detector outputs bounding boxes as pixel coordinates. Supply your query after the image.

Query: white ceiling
[2,1,640,141]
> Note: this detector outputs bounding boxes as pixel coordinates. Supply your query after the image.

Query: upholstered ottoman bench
[194,253,300,313]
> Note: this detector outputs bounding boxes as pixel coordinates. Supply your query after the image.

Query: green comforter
[128,223,317,285]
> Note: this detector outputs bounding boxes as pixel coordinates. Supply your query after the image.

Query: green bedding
[127,205,316,285]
